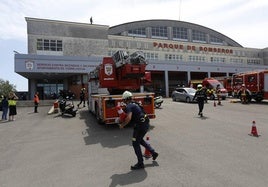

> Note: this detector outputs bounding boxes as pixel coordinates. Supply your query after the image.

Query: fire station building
[14,17,268,99]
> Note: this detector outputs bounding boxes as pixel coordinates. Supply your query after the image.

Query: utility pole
[179,0,182,21]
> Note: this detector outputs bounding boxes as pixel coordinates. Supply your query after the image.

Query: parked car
[171,87,197,103]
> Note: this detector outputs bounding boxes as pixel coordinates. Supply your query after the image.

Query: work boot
[152,152,159,161]
[131,163,144,170]
[200,112,203,117]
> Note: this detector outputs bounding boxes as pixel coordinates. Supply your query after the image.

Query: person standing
[119,91,158,170]
[34,92,40,113]
[1,96,8,121]
[8,92,18,121]
[240,84,249,104]
[193,84,207,117]
[216,84,222,105]
[77,88,86,108]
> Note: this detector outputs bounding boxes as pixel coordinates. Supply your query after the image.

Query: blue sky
[0,0,267,91]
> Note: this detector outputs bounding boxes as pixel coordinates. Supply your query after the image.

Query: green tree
[0,78,16,97]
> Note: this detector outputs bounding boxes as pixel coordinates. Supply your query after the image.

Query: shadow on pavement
[109,161,159,187]
[109,169,147,187]
[79,110,132,148]
[78,109,156,148]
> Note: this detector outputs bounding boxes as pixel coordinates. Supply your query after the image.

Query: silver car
[171,87,197,103]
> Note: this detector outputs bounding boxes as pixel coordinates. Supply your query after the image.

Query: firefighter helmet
[122,91,132,100]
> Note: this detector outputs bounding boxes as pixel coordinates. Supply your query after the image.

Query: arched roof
[109,19,242,47]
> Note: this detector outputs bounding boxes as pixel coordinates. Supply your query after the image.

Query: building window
[189,55,205,62]
[128,28,146,37]
[44,39,50,51]
[192,30,206,43]
[165,54,183,61]
[230,58,244,64]
[247,59,261,65]
[37,39,43,50]
[37,39,62,51]
[144,52,158,60]
[151,26,168,39]
[173,27,188,41]
[210,36,223,45]
[210,57,226,63]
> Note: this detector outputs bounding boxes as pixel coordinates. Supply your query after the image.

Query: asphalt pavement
[0,99,268,187]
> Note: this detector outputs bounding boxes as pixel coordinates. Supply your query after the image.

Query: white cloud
[0,0,267,47]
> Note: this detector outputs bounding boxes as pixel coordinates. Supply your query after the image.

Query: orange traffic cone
[116,105,127,123]
[143,136,152,158]
[249,121,260,137]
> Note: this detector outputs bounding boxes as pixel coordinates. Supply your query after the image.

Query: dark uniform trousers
[132,118,155,164]
[197,99,205,113]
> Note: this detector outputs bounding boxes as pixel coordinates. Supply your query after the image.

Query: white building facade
[15,17,268,99]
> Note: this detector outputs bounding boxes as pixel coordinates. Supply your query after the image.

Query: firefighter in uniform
[77,88,86,108]
[119,91,158,170]
[240,84,249,104]
[193,84,207,117]
[216,84,222,105]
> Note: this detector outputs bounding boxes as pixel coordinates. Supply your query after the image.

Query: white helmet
[122,91,133,100]
[197,84,202,88]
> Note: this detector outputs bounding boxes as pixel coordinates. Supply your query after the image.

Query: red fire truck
[232,70,268,102]
[189,78,228,100]
[214,76,232,96]
[88,51,155,124]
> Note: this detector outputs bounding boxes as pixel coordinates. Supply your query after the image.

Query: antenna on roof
[179,0,182,21]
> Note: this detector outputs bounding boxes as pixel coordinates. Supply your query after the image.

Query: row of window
[128,28,146,37]
[165,54,183,61]
[173,27,188,40]
[108,50,262,65]
[210,57,226,63]
[247,59,261,65]
[151,26,168,39]
[36,38,261,65]
[128,27,223,45]
[144,53,159,60]
[189,55,206,62]
[230,58,244,64]
[37,39,62,51]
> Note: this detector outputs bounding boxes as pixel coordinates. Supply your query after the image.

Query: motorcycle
[154,96,164,108]
[59,97,77,117]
